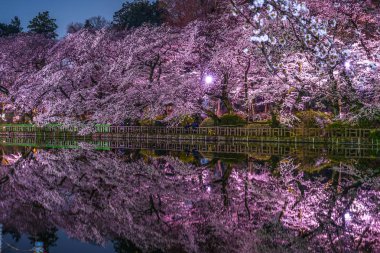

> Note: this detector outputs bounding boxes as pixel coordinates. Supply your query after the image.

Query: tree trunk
[216,99,222,117]
[221,73,233,113]
[244,59,251,116]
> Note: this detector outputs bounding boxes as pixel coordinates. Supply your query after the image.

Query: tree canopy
[0,16,22,37]
[28,11,58,39]
[84,16,110,30]
[67,16,110,34]
[113,0,165,29]
[0,0,379,127]
[160,0,220,26]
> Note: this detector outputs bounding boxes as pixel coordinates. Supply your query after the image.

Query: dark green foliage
[200,114,247,127]
[210,153,248,165]
[218,114,247,126]
[270,111,280,128]
[296,110,332,128]
[200,117,215,127]
[0,16,22,37]
[28,11,58,39]
[84,19,92,29]
[113,0,164,29]
[327,120,351,129]
[369,130,380,140]
[356,118,380,128]
[139,118,155,126]
[178,115,195,127]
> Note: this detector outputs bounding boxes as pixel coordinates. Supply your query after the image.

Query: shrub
[218,114,247,126]
[356,118,380,128]
[327,120,351,129]
[349,105,380,128]
[246,122,271,129]
[200,117,215,127]
[178,152,197,163]
[178,115,195,127]
[139,119,154,126]
[295,110,332,128]
[369,129,380,139]
[139,115,167,126]
[155,115,166,121]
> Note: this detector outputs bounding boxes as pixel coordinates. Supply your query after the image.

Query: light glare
[205,75,214,85]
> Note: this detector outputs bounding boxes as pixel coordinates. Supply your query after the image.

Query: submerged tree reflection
[0,148,378,252]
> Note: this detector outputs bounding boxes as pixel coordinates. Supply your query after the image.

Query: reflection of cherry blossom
[0,148,378,252]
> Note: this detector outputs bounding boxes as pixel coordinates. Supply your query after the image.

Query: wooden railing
[99,138,379,159]
[0,124,377,140]
[101,126,375,139]
[0,124,79,133]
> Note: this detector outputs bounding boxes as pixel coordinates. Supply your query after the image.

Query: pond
[0,138,379,253]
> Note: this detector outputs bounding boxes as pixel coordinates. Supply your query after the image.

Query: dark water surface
[0,139,379,253]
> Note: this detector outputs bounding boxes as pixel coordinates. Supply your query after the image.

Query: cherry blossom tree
[231,0,380,124]
[0,0,378,127]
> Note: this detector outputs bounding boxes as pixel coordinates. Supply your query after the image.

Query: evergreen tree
[0,16,22,37]
[83,19,92,29]
[28,11,58,39]
[113,0,164,29]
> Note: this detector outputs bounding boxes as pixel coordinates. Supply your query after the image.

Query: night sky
[0,0,126,38]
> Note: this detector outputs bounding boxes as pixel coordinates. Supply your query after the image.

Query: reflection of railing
[98,138,380,159]
[0,136,379,159]
[6,136,95,149]
[98,126,378,144]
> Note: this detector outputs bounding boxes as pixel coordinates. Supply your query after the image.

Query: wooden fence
[0,124,377,141]
[100,126,375,139]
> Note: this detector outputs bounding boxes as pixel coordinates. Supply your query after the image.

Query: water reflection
[0,139,379,252]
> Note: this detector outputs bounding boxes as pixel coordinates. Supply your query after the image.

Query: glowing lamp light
[344,61,351,69]
[344,212,352,221]
[205,75,214,85]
